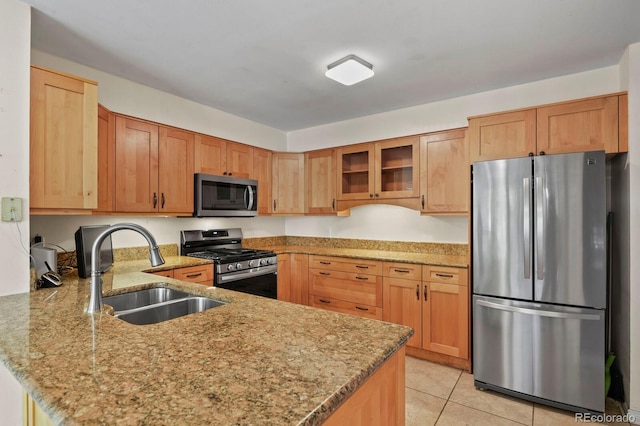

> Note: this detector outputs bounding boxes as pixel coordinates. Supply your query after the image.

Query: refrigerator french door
[472,151,606,413]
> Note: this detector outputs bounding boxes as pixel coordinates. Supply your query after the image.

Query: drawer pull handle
[319,272,330,276]
[435,273,454,279]
[355,276,368,281]
[424,285,428,301]
[394,269,411,274]
[356,306,369,311]
[356,265,369,269]
[319,299,331,304]
[319,261,331,265]
[186,273,203,278]
[416,284,420,300]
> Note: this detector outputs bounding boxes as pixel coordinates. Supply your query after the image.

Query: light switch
[1,197,23,222]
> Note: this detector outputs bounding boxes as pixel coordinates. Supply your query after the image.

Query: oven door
[216,265,277,299]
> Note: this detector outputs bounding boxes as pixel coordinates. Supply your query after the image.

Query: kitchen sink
[103,287,192,311]
[104,287,226,325]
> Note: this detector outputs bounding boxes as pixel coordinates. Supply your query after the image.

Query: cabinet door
[383,277,422,348]
[305,149,336,214]
[226,142,253,178]
[96,104,115,212]
[194,134,226,175]
[423,281,469,358]
[114,116,159,212]
[277,254,309,305]
[420,129,468,214]
[468,109,536,162]
[30,66,98,210]
[336,143,375,200]
[537,95,618,154]
[252,147,272,214]
[375,136,419,199]
[272,153,305,214]
[158,127,194,213]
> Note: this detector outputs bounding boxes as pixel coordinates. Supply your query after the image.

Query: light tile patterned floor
[405,356,631,426]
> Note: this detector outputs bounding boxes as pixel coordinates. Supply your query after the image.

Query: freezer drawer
[473,296,605,412]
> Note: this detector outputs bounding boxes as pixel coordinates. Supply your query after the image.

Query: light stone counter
[0,256,412,425]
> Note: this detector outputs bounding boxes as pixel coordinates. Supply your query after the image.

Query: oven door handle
[217,265,278,284]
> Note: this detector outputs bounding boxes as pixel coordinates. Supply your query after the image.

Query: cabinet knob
[369,193,373,198]
[424,285,428,301]
[375,193,379,198]
[161,192,165,209]
[153,192,157,208]
[421,194,425,209]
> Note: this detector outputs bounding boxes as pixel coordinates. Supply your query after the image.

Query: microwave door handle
[245,186,255,210]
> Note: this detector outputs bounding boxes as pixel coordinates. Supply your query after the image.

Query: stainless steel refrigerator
[472,151,606,413]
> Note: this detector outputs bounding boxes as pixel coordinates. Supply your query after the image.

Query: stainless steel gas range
[180,229,277,299]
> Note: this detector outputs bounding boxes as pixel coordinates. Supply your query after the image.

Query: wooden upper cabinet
[468,109,536,163]
[537,95,618,154]
[115,116,159,212]
[305,148,336,214]
[375,136,420,199]
[272,152,305,214]
[226,142,253,178]
[30,66,98,211]
[420,129,468,214]
[158,127,194,213]
[114,116,194,214]
[619,94,628,153]
[336,143,375,200]
[95,104,115,212]
[194,135,253,177]
[194,134,226,175]
[336,137,419,203]
[252,147,273,214]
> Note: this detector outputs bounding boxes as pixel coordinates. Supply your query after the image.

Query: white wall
[622,42,640,419]
[30,50,287,151]
[30,215,286,252]
[0,0,30,295]
[0,0,31,423]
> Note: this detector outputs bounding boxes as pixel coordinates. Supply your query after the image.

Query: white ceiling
[24,0,640,131]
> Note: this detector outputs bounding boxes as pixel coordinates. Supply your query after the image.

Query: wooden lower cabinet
[23,391,54,426]
[150,264,213,286]
[277,254,309,305]
[324,346,406,426]
[383,262,470,370]
[308,255,382,320]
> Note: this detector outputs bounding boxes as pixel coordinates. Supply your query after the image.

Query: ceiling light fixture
[325,54,374,86]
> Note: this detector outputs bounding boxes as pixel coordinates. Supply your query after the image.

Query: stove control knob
[260,258,268,266]
[236,263,242,270]
[227,264,234,271]
[248,260,255,267]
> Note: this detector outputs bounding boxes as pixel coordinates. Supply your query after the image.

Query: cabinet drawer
[310,295,382,320]
[383,262,422,280]
[422,265,467,285]
[309,255,382,275]
[173,264,214,284]
[309,268,382,307]
[151,269,174,279]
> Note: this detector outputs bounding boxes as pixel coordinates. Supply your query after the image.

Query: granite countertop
[0,256,412,425]
[264,245,468,268]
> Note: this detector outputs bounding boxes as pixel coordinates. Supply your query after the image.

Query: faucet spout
[86,223,165,314]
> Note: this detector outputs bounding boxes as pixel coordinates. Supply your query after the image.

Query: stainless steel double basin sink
[103,287,225,325]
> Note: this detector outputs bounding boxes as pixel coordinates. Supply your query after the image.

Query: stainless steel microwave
[194,173,258,217]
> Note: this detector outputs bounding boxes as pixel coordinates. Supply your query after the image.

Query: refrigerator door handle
[523,177,531,279]
[475,299,602,320]
[535,176,545,280]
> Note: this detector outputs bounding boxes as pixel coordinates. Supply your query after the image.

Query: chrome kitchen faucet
[86,223,165,314]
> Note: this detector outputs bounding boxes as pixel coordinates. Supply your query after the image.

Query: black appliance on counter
[75,225,114,278]
[180,228,277,299]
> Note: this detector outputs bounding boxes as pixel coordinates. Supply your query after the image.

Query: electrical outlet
[1,197,23,222]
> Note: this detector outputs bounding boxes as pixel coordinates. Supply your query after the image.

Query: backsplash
[244,236,468,256]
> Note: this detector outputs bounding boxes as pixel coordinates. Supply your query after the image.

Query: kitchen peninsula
[0,255,412,425]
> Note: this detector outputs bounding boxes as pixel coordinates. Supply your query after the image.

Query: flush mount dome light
[325,54,374,86]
